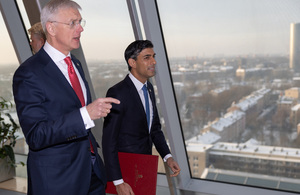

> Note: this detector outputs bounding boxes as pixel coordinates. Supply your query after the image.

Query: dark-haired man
[103,40,180,195]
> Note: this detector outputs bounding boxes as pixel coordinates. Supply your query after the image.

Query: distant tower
[290,23,300,72]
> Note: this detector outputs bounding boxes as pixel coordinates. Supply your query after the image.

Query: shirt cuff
[163,154,172,162]
[80,106,95,129]
[113,179,124,186]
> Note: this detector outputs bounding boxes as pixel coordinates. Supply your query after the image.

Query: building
[290,104,300,129]
[209,142,300,179]
[210,110,245,142]
[285,87,300,99]
[290,23,300,72]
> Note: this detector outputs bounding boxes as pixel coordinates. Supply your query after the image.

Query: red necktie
[64,57,94,154]
[64,57,85,107]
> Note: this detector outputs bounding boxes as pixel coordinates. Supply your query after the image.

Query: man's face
[48,7,83,55]
[30,33,44,54]
[130,48,156,83]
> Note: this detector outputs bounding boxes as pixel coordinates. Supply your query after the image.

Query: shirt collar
[129,73,147,91]
[43,41,71,63]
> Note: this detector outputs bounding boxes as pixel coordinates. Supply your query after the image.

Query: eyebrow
[67,17,82,22]
[143,53,156,57]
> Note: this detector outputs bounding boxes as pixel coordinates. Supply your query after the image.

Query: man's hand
[166,157,181,177]
[116,182,135,195]
[86,97,120,120]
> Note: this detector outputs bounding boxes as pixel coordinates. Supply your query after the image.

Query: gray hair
[40,0,81,35]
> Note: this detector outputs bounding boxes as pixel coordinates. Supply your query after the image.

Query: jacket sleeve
[13,64,88,151]
[102,86,124,181]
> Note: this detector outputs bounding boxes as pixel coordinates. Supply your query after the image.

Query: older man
[13,0,119,194]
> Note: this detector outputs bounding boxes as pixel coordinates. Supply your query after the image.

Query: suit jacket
[13,48,106,195]
[102,74,170,181]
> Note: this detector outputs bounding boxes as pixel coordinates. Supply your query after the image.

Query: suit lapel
[42,51,72,92]
[40,50,84,107]
[147,82,156,132]
[125,75,150,132]
[147,83,155,110]
[71,55,92,104]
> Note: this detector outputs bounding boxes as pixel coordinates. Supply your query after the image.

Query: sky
[157,0,300,57]
[1,0,300,66]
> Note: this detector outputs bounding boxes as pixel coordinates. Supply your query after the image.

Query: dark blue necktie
[142,84,150,128]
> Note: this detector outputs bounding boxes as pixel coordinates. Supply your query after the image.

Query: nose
[77,24,84,32]
[152,57,156,65]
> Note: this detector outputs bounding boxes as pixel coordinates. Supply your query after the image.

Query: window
[0,9,26,178]
[157,0,300,193]
[15,0,31,35]
[78,0,135,99]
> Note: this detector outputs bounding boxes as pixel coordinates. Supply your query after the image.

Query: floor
[0,189,25,195]
[0,177,174,195]
[0,154,174,195]
[0,177,26,194]
[0,153,27,195]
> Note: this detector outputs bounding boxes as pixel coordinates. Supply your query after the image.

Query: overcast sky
[1,0,300,66]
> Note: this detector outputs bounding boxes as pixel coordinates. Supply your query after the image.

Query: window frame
[136,0,300,194]
[0,0,32,64]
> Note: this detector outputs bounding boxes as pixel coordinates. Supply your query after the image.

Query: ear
[37,39,43,48]
[128,58,136,69]
[40,37,46,45]
[46,22,55,36]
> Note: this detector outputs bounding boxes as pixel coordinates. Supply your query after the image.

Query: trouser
[88,164,105,195]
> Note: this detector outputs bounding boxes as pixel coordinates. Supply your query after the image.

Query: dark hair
[124,40,154,71]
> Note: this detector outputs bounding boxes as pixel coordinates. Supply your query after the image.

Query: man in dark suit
[102,40,181,195]
[12,0,119,194]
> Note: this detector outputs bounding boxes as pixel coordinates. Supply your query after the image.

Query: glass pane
[0,10,27,178]
[78,1,169,175]
[78,0,135,99]
[157,0,300,193]
[16,0,31,35]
